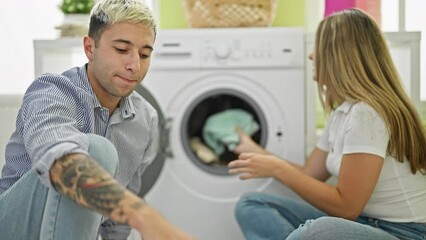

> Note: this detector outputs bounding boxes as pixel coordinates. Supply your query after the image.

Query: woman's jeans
[0,134,119,240]
[235,192,426,240]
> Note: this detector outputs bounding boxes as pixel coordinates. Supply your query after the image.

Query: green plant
[60,0,94,14]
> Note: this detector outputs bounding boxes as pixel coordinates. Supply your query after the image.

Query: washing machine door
[157,72,297,201]
[134,84,168,196]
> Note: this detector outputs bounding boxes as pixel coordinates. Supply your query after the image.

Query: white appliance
[140,28,306,240]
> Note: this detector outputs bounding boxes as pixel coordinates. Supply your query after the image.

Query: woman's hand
[233,128,267,155]
[228,152,287,180]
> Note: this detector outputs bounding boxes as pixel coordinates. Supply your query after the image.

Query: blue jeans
[0,134,119,240]
[235,192,426,240]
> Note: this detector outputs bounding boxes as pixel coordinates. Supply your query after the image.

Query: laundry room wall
[158,0,306,29]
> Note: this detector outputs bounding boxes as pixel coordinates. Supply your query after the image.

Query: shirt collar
[119,95,136,119]
[74,64,102,108]
[77,64,93,93]
[335,101,354,114]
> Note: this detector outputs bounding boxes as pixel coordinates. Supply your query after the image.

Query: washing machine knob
[214,44,231,59]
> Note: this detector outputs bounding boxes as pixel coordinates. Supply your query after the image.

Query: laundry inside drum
[182,91,266,175]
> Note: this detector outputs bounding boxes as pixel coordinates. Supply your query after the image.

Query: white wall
[0,0,63,94]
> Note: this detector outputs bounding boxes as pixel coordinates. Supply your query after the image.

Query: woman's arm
[229,151,383,220]
[301,147,330,181]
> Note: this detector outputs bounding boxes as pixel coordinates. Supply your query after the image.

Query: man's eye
[139,54,150,59]
[115,48,127,53]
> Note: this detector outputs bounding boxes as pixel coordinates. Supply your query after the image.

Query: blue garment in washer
[202,109,259,155]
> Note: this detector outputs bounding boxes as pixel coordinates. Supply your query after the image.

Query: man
[0,0,194,239]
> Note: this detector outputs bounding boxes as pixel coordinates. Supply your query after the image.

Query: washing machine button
[214,44,231,59]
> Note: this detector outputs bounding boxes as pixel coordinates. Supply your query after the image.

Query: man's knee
[87,134,118,175]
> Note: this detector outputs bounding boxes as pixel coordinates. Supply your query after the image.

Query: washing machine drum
[181,89,267,175]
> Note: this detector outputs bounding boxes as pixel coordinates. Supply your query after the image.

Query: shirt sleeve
[343,103,389,158]
[22,74,89,189]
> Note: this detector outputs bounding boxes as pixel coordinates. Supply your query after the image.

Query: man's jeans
[235,192,426,240]
[0,134,119,240]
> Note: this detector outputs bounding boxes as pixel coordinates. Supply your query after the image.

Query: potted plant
[57,0,95,37]
[60,0,94,14]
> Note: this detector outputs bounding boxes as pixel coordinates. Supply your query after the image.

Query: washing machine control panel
[200,34,304,68]
[150,28,304,70]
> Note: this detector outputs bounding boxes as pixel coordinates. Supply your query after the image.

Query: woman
[228,9,426,240]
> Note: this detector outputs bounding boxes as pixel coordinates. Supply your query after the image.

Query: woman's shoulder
[350,101,380,116]
[348,101,385,127]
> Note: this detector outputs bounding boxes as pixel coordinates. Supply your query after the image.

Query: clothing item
[0,134,121,240]
[317,101,426,222]
[190,137,219,164]
[235,192,425,240]
[0,65,159,238]
[202,109,259,155]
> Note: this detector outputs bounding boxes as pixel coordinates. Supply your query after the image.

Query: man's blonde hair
[88,0,157,46]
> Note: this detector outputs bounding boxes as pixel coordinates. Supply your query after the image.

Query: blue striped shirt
[0,65,159,195]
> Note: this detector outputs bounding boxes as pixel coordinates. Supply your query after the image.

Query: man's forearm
[49,153,144,224]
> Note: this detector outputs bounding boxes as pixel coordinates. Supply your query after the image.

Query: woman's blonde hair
[315,8,426,174]
[88,0,157,46]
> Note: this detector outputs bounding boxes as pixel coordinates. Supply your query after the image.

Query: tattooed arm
[50,153,194,240]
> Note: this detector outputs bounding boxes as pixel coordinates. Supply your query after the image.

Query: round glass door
[181,88,267,175]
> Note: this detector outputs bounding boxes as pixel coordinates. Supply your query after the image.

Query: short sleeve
[343,103,389,158]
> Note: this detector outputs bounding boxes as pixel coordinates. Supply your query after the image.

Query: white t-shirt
[317,101,426,222]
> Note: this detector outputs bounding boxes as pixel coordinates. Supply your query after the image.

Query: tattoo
[50,153,145,223]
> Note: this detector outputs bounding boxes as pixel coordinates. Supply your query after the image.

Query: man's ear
[83,36,95,62]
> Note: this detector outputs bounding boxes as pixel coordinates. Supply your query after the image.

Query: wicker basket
[182,0,278,28]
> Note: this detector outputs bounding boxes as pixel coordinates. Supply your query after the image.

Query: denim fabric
[0,134,118,240]
[235,192,425,240]
[235,192,326,240]
[356,216,426,240]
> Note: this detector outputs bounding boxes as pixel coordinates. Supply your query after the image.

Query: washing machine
[137,27,306,240]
